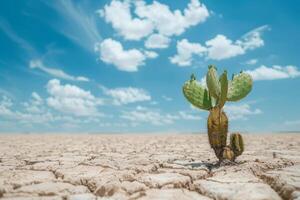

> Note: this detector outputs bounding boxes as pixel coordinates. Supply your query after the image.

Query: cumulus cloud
[178,111,201,120]
[144,50,158,59]
[170,25,269,66]
[101,86,151,105]
[145,34,171,49]
[245,59,258,65]
[95,38,146,72]
[205,35,244,60]
[96,38,158,72]
[99,0,209,41]
[121,106,202,126]
[224,103,262,120]
[0,95,58,124]
[169,39,206,66]
[135,0,209,37]
[46,79,102,116]
[0,96,14,117]
[245,65,300,81]
[120,106,177,126]
[22,92,44,114]
[29,59,89,82]
[99,0,153,40]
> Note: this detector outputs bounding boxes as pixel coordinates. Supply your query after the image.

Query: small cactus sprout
[230,133,244,159]
[222,146,235,161]
[182,66,253,162]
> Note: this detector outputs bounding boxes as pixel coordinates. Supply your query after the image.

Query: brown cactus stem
[207,106,228,161]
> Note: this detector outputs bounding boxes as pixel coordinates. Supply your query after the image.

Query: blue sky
[0,0,299,133]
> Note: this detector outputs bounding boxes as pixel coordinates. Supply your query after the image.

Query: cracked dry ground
[0,134,299,200]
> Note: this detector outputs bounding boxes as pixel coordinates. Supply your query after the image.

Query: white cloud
[0,88,13,99]
[121,106,202,126]
[224,103,262,120]
[29,59,89,82]
[245,65,300,81]
[284,119,300,126]
[95,38,146,72]
[121,106,176,125]
[0,96,14,117]
[169,39,206,66]
[45,0,102,52]
[205,26,269,59]
[0,92,109,130]
[162,95,173,101]
[237,25,270,50]
[46,79,102,116]
[99,0,153,40]
[22,92,44,114]
[178,111,201,120]
[0,95,57,124]
[205,34,244,60]
[135,0,209,37]
[144,50,158,59]
[145,34,171,49]
[100,0,209,40]
[101,86,151,105]
[170,25,269,65]
[245,59,258,65]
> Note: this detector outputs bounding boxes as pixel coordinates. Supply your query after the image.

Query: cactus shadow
[181,160,243,171]
[181,161,220,171]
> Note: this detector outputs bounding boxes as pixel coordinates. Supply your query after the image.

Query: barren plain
[0,134,299,200]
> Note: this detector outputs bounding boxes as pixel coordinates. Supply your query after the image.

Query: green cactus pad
[183,75,212,110]
[218,71,228,108]
[206,65,221,99]
[227,72,252,102]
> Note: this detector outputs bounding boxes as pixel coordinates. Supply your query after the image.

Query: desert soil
[0,134,299,200]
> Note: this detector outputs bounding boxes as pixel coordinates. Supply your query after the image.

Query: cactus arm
[227,72,253,102]
[206,65,221,99]
[183,75,212,110]
[218,71,228,108]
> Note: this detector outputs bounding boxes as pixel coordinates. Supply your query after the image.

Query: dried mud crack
[0,134,299,200]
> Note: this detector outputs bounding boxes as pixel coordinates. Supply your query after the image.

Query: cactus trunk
[207,106,228,160]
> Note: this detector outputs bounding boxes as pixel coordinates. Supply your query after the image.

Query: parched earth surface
[0,134,299,200]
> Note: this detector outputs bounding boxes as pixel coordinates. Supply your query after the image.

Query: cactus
[182,66,252,162]
[230,133,244,159]
[222,146,235,161]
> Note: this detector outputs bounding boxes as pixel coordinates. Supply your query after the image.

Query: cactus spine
[183,66,252,162]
